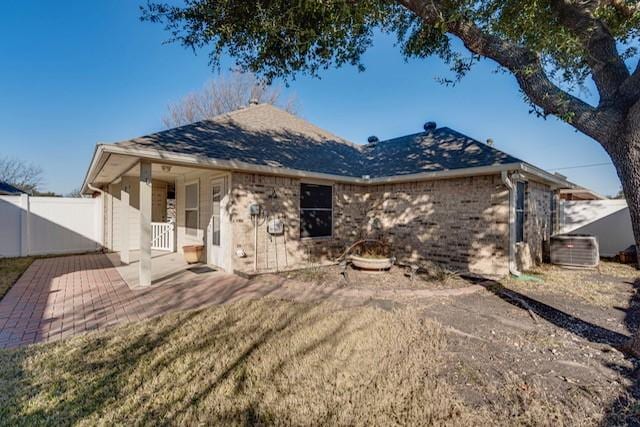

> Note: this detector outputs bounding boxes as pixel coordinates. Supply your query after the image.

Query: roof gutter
[80,144,107,194]
[367,163,525,185]
[518,162,573,188]
[82,144,574,192]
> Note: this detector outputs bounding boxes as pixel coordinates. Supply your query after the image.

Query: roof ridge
[371,127,522,160]
[204,102,269,123]
[112,104,272,146]
[219,103,363,151]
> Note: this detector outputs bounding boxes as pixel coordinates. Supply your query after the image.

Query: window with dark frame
[300,183,333,238]
[515,181,526,243]
[549,192,557,235]
[185,182,198,236]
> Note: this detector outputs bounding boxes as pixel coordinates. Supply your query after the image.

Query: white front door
[208,178,226,268]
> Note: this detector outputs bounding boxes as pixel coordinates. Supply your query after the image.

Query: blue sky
[0,1,620,196]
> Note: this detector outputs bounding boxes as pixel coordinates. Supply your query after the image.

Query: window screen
[515,181,526,243]
[186,183,198,209]
[185,182,198,236]
[300,183,332,238]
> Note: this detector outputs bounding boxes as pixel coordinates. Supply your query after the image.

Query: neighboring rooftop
[559,187,608,201]
[0,181,26,195]
[111,103,524,179]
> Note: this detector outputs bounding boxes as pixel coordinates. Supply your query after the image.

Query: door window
[212,183,222,246]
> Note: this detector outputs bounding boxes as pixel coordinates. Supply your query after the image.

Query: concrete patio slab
[105,250,207,289]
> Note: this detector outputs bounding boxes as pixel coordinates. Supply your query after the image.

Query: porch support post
[139,160,152,287]
[120,183,130,265]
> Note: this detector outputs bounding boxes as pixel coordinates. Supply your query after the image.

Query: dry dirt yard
[0,261,638,425]
[281,261,640,425]
[283,263,472,290]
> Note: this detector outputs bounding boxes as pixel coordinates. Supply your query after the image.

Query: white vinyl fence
[559,199,634,257]
[0,195,103,258]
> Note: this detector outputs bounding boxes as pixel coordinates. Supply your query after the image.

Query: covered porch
[88,153,233,287]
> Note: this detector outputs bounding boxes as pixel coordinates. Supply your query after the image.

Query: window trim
[299,182,334,240]
[185,180,199,236]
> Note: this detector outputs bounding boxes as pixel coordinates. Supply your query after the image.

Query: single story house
[0,181,26,195]
[82,103,572,286]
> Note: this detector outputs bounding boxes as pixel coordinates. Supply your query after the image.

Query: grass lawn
[0,257,34,301]
[505,260,639,308]
[0,297,630,426]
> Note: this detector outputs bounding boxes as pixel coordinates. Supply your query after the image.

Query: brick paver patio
[0,254,250,349]
[0,253,483,350]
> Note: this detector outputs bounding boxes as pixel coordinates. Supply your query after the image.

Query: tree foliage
[162,71,298,128]
[142,1,638,96]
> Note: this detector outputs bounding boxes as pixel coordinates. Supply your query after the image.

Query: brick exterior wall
[363,175,510,276]
[229,172,512,277]
[229,173,361,273]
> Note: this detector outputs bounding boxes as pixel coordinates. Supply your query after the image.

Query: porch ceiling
[122,162,202,182]
[93,153,139,185]
[93,153,220,185]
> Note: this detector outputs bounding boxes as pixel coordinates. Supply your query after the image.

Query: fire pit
[340,238,394,272]
[350,255,394,271]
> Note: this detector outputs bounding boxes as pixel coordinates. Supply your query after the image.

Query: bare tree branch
[163,71,299,128]
[0,156,43,194]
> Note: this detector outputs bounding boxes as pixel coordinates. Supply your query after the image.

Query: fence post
[19,194,30,257]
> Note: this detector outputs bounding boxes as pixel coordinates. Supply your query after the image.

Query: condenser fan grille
[550,235,599,268]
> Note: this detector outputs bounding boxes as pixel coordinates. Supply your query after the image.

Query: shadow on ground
[468,275,640,426]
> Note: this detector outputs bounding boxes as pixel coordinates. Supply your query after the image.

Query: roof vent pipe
[367,136,379,143]
[423,121,437,131]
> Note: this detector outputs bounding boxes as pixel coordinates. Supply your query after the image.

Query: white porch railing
[151,221,175,251]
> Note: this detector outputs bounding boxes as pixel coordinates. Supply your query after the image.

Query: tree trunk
[606,111,640,356]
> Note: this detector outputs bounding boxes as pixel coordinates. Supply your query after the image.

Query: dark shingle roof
[113,104,522,178]
[0,181,25,195]
[362,128,522,177]
[116,104,366,177]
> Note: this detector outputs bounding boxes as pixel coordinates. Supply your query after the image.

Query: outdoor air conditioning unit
[550,234,599,268]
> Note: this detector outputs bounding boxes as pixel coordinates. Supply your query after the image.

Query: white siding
[103,178,168,251]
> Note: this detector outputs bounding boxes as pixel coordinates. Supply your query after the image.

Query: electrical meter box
[249,204,261,216]
[267,219,284,235]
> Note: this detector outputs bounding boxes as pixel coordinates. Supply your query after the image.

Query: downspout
[87,182,103,196]
[501,171,521,277]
